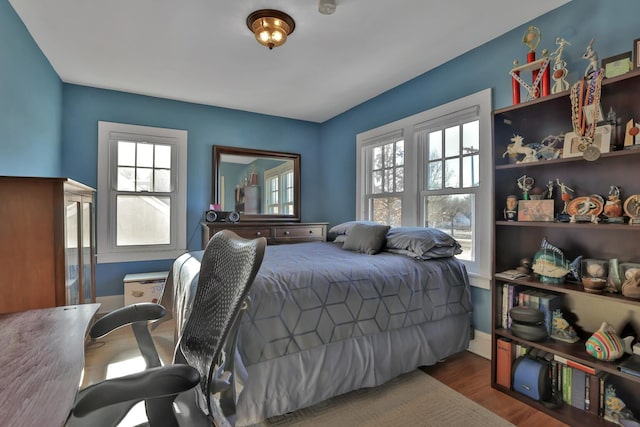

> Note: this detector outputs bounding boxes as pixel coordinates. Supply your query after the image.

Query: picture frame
[635,38,640,69]
[517,199,554,222]
[561,124,612,158]
[601,52,633,78]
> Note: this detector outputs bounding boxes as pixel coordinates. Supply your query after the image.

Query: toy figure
[517,175,535,199]
[504,195,518,221]
[556,179,574,221]
[582,38,600,79]
[532,237,572,284]
[604,185,623,219]
[586,322,624,361]
[551,309,579,343]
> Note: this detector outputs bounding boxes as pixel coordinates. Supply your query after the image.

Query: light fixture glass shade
[247,10,295,50]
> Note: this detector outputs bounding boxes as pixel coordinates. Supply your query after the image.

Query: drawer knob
[256,232,262,236]
[284,231,290,235]
[309,230,313,234]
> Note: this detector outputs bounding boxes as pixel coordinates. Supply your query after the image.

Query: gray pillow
[342,223,391,255]
[327,220,379,241]
[385,226,461,259]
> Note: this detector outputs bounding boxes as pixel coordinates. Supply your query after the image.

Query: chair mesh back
[178,230,265,407]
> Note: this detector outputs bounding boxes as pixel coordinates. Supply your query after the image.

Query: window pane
[395,141,404,166]
[117,167,135,191]
[423,194,474,261]
[136,168,153,192]
[136,143,154,168]
[373,146,382,169]
[444,126,460,157]
[395,166,404,192]
[155,169,171,192]
[116,195,170,246]
[371,197,402,227]
[463,154,479,188]
[384,169,393,192]
[462,120,479,152]
[382,143,393,168]
[428,131,442,160]
[444,158,459,188]
[155,145,171,169]
[428,161,441,190]
[118,141,136,166]
[372,170,382,194]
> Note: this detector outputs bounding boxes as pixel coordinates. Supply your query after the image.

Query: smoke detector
[318,0,336,15]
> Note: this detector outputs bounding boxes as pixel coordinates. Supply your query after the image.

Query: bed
[165,224,473,426]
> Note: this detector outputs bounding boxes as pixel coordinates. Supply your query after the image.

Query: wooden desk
[0,304,100,427]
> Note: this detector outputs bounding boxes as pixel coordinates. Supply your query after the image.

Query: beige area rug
[251,370,515,427]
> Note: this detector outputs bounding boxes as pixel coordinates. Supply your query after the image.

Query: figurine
[516,257,532,275]
[624,194,640,225]
[604,185,624,223]
[503,135,539,163]
[622,268,640,299]
[546,180,555,199]
[556,178,574,221]
[582,38,600,79]
[504,195,518,221]
[550,37,570,94]
[517,175,535,199]
[586,321,624,361]
[606,258,622,293]
[532,237,572,284]
[551,309,579,343]
[604,384,636,424]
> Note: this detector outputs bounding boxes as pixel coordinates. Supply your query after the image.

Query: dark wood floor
[421,351,569,427]
[84,322,568,426]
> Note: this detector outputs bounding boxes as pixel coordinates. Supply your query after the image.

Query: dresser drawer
[230,227,273,240]
[274,226,324,240]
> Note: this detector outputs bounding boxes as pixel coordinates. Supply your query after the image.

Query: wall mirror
[212,145,301,222]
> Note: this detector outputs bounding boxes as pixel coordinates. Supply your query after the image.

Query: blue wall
[0,0,62,176]
[318,0,640,332]
[61,84,321,296]
[3,0,640,332]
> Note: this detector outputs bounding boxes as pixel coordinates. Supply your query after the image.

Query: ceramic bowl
[582,277,607,293]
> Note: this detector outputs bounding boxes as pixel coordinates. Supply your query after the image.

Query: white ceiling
[10,0,569,123]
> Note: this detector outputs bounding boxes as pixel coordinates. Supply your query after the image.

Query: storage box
[123,271,169,306]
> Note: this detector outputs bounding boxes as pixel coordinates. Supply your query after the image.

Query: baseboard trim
[467,329,491,359]
[96,294,124,315]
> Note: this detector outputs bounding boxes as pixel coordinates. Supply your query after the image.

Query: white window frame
[264,162,294,214]
[97,121,187,263]
[356,89,492,289]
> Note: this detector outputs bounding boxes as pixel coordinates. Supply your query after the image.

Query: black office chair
[68,230,266,427]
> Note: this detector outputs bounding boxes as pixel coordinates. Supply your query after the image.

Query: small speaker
[204,210,240,223]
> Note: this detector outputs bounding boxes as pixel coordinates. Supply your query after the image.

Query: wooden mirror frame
[212,145,301,222]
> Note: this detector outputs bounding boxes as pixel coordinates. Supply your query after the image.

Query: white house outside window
[97,122,187,263]
[356,89,492,289]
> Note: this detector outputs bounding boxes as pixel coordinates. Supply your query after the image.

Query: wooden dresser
[201,221,327,249]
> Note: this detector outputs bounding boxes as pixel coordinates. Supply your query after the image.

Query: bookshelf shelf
[491,69,640,425]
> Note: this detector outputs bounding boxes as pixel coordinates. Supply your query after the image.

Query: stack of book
[500,282,562,335]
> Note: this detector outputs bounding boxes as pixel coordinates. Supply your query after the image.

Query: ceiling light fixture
[246,9,296,50]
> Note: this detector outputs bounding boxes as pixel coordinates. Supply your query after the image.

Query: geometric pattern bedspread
[173,241,472,367]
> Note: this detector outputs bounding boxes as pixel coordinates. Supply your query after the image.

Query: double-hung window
[97,122,187,263]
[264,163,295,214]
[356,89,492,288]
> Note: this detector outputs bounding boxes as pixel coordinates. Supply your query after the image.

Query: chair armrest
[73,364,200,418]
[90,303,167,339]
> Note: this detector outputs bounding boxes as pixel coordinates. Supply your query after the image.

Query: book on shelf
[495,269,529,280]
[501,283,525,328]
[496,338,514,389]
[570,367,587,410]
[617,354,640,377]
[537,292,562,335]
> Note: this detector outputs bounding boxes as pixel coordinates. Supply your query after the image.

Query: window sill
[97,249,187,264]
